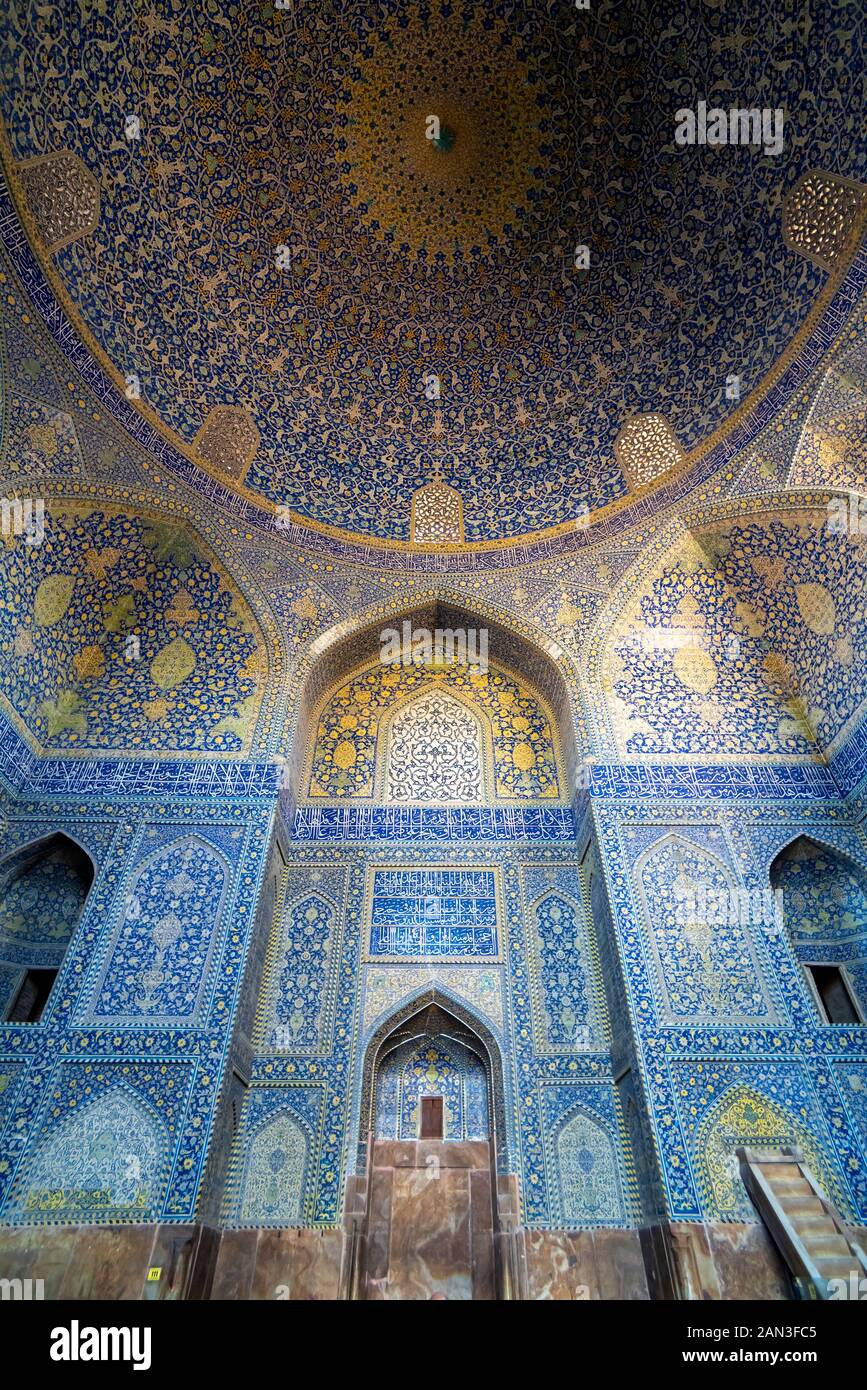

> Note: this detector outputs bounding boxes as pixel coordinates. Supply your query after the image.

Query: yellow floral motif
[794,582,836,635]
[336,7,547,264]
[34,574,76,627]
[84,547,120,581]
[150,637,196,690]
[144,699,173,723]
[291,593,318,621]
[512,742,536,771]
[308,659,560,800]
[27,422,58,457]
[333,740,357,770]
[73,646,106,680]
[673,641,717,696]
[698,1086,837,1217]
[165,590,200,626]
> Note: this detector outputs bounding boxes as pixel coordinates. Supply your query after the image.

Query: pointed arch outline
[233,1098,315,1227]
[633,830,780,1027]
[768,831,867,1024]
[549,1097,629,1227]
[82,831,233,1027]
[251,886,338,1052]
[375,680,493,804]
[764,828,867,895]
[0,489,277,760]
[287,588,584,805]
[356,985,509,1172]
[375,1028,489,1143]
[583,491,848,761]
[693,1080,849,1222]
[361,969,505,1046]
[524,885,610,1053]
[301,645,567,806]
[0,830,96,979]
[8,1075,171,1224]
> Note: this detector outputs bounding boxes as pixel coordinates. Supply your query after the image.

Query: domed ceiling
[0,0,864,544]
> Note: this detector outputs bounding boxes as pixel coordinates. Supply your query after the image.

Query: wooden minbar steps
[737,1145,867,1299]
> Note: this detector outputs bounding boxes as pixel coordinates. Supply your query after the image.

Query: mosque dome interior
[0,0,865,1316]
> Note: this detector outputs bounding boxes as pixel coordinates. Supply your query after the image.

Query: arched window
[771,837,867,1025]
[237,1108,308,1224]
[556,1108,626,1225]
[0,833,94,1023]
[636,834,773,1025]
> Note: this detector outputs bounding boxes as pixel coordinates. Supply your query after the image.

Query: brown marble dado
[523,1228,650,1300]
[350,1139,496,1301]
[0,1222,218,1300]
[666,1220,867,1300]
[4,1215,861,1300]
[209,1226,344,1300]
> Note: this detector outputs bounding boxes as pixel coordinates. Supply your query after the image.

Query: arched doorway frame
[357,987,509,1173]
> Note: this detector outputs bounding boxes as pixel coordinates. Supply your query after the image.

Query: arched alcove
[554,1104,627,1226]
[381,686,488,803]
[770,836,867,1024]
[357,990,507,1172]
[374,1030,489,1141]
[285,595,582,811]
[8,1083,168,1223]
[0,832,95,1023]
[694,1082,846,1221]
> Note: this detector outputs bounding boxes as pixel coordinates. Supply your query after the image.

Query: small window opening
[805,965,861,1025]
[5,969,58,1023]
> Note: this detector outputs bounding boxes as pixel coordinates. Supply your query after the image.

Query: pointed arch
[361,967,504,1041]
[302,648,565,804]
[410,478,464,544]
[253,889,336,1050]
[694,1083,846,1220]
[357,986,508,1171]
[375,1031,489,1141]
[377,683,490,803]
[9,1083,168,1222]
[552,1102,627,1226]
[527,888,598,1050]
[288,592,584,807]
[86,832,231,1025]
[0,832,95,1019]
[0,495,273,759]
[770,834,867,1022]
[585,491,864,762]
[634,832,777,1026]
[236,1107,309,1225]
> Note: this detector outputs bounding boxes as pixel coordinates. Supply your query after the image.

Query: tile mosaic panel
[367,867,501,960]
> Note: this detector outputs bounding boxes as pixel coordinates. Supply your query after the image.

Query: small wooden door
[420,1096,444,1139]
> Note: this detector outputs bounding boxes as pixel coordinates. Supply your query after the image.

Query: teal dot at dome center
[433,124,456,153]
